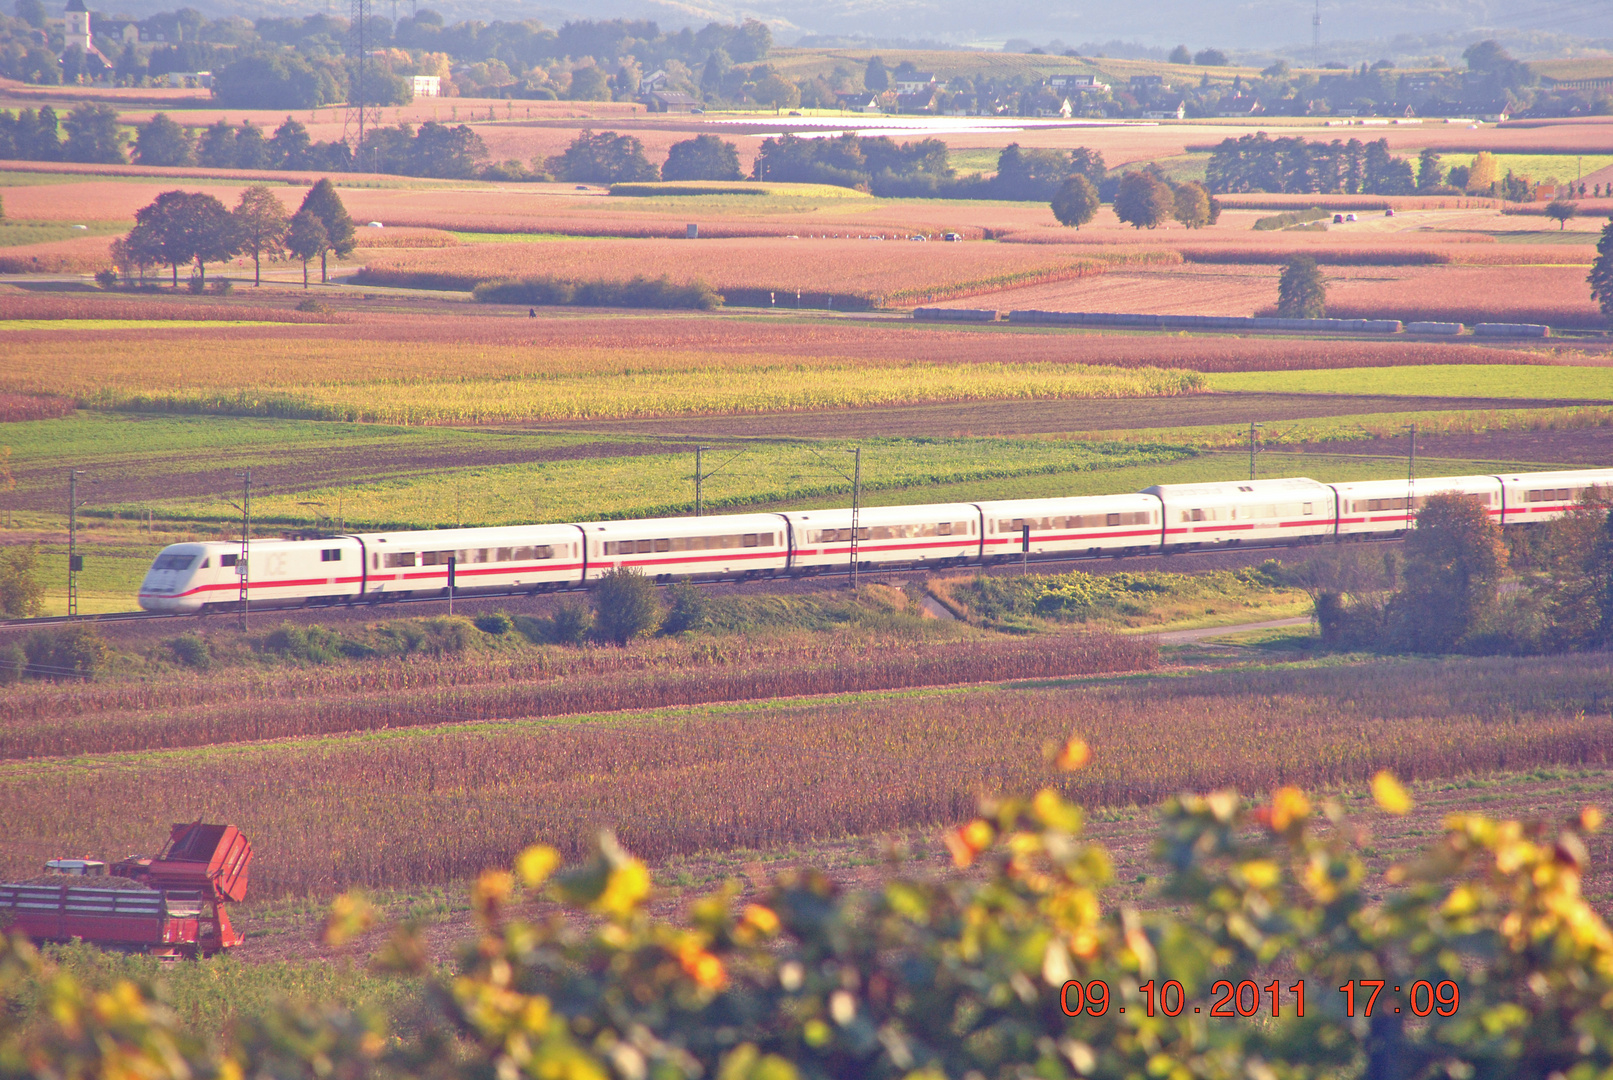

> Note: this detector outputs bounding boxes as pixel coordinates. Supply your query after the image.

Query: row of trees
[0,104,124,164]
[115,179,355,288]
[1205,133,1418,195]
[1310,491,1613,654]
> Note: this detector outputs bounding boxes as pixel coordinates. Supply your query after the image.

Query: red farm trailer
[0,823,252,958]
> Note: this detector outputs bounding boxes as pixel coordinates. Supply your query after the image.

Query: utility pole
[1406,423,1416,527]
[694,445,712,517]
[1248,422,1260,481]
[237,470,251,631]
[447,554,456,615]
[1312,0,1321,63]
[67,470,86,618]
[847,447,861,588]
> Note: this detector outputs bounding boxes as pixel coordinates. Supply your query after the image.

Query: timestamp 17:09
[1059,979,1461,1019]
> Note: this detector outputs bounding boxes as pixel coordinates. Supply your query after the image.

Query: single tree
[133,113,194,167]
[567,66,611,101]
[1546,197,1578,230]
[1050,174,1099,228]
[285,209,328,289]
[62,103,124,164]
[864,55,889,91]
[1277,254,1327,318]
[233,186,290,286]
[1193,48,1228,66]
[1168,45,1192,64]
[297,178,355,284]
[750,71,801,111]
[195,119,237,168]
[1530,489,1613,650]
[1172,180,1211,228]
[131,190,239,287]
[591,567,662,645]
[1391,492,1507,652]
[1590,216,1613,320]
[0,545,44,618]
[1416,148,1443,190]
[662,134,743,181]
[268,116,312,168]
[1466,150,1497,194]
[545,130,659,184]
[1114,171,1173,229]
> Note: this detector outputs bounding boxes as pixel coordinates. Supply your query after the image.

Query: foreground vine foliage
[2,753,1610,1079]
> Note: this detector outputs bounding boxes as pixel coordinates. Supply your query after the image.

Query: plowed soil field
[934,262,1605,327]
[358,236,1155,301]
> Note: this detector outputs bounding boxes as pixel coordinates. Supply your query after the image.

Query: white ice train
[138,467,1613,614]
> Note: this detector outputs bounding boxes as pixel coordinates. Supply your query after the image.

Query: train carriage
[973,495,1162,562]
[1329,475,1503,537]
[782,503,981,574]
[1146,478,1336,550]
[1497,469,1613,526]
[361,525,586,597]
[581,513,791,582]
[139,538,366,615]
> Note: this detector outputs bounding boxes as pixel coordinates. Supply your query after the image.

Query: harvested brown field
[3,651,1609,897]
[357,237,1176,304]
[1318,265,1605,328]
[934,262,1601,327]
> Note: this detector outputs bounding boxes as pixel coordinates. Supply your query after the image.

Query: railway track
[0,536,1393,633]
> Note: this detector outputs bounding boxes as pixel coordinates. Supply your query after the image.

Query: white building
[412,75,442,97]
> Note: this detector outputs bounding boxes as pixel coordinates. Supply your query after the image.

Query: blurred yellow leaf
[516,844,561,889]
[596,859,651,919]
[1055,736,1091,771]
[323,891,377,947]
[1372,770,1413,815]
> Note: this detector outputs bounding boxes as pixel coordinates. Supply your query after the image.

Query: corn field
[3,650,1609,898]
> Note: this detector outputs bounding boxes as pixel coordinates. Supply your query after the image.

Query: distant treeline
[0,107,503,180]
[1204,133,1416,195]
[751,135,1112,201]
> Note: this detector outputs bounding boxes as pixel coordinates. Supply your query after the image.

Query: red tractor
[0,823,252,958]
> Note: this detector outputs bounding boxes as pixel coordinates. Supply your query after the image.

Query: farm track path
[1152,616,1312,643]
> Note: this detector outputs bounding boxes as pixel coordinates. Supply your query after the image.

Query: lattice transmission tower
[345,0,371,166]
[1312,0,1321,63]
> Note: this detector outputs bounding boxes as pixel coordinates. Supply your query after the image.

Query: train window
[421,551,455,566]
[937,522,952,536]
[321,548,342,562]
[221,553,238,567]
[742,533,758,547]
[1106,512,1120,527]
[152,553,198,570]
[653,538,670,552]
[200,558,210,568]
[473,549,490,563]
[955,521,969,535]
[371,554,378,570]
[1303,503,1314,515]
[383,552,416,568]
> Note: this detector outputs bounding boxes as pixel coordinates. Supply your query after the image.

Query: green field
[110,437,1195,529]
[0,219,125,245]
[1205,365,1613,401]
